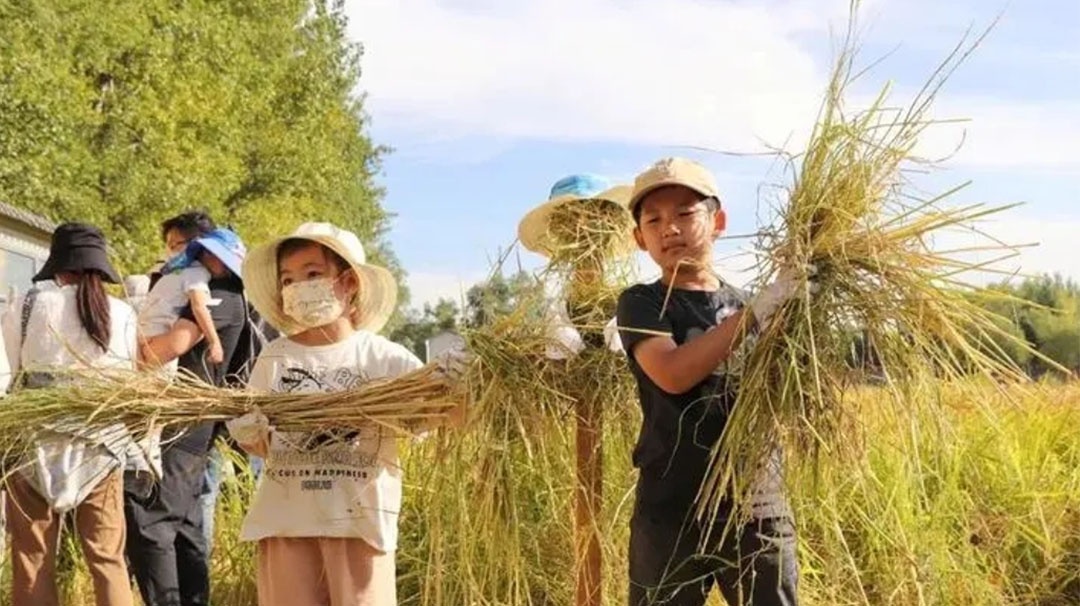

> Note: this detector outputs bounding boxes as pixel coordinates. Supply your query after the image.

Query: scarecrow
[517,173,637,606]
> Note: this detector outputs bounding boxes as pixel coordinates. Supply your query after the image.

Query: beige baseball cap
[628,157,721,214]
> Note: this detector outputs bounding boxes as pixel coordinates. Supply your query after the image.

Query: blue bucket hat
[162,228,246,279]
[517,173,633,257]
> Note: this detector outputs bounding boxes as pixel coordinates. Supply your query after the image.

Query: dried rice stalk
[546,200,636,334]
[0,364,462,459]
[696,19,1044,532]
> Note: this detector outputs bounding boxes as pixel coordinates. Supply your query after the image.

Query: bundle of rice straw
[402,279,640,605]
[697,19,1043,529]
[0,364,461,462]
[545,199,637,335]
[400,195,639,604]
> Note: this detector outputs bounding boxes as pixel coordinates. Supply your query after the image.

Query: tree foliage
[0,0,401,297]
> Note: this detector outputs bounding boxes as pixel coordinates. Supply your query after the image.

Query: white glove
[603,317,624,354]
[545,323,585,360]
[226,409,271,451]
[750,265,816,327]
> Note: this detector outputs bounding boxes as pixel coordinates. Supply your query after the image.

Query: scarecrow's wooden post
[569,265,604,606]
[520,180,632,606]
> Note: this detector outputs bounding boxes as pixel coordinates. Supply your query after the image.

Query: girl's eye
[281,278,293,287]
[679,210,695,217]
[307,270,322,280]
[646,217,659,225]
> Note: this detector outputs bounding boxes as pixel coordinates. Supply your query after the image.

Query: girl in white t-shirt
[1,223,143,606]
[227,222,438,606]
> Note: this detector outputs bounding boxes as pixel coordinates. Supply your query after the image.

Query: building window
[0,248,37,301]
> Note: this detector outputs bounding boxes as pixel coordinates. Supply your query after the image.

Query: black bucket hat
[33,222,122,284]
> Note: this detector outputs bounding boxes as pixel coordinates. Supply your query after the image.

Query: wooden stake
[569,264,605,606]
[575,388,603,606]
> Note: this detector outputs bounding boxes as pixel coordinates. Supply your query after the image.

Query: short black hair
[160,211,215,242]
[632,190,720,225]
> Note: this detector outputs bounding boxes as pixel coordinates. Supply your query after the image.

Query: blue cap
[188,228,246,279]
[163,228,247,278]
[548,174,613,200]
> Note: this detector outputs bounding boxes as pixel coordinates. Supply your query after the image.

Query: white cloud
[348,0,836,151]
[933,216,1080,285]
[920,98,1080,170]
[346,0,1080,171]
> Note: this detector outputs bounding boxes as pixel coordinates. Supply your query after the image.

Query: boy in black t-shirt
[617,157,803,606]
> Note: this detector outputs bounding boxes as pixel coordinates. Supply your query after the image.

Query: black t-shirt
[170,275,248,454]
[617,280,789,518]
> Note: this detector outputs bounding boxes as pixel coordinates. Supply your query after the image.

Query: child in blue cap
[138,228,245,369]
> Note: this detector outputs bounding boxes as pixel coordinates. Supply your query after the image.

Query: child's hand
[226,409,271,458]
[207,341,224,365]
[603,317,624,354]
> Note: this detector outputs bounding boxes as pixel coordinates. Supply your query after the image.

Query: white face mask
[281,278,345,329]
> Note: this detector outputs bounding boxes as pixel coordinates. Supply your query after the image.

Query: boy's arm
[631,311,749,395]
[617,287,750,396]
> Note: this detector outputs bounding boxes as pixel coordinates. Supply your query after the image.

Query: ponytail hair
[75,271,111,352]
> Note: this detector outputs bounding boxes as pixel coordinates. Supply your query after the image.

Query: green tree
[0,0,401,302]
[976,275,1080,376]
[464,270,544,327]
[389,298,462,360]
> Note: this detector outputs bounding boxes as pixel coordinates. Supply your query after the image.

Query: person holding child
[616,158,804,606]
[127,214,252,606]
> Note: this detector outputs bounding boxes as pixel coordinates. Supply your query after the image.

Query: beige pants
[258,536,396,606]
[5,471,134,606]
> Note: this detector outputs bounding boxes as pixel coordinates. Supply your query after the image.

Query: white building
[425,330,466,363]
[0,202,55,307]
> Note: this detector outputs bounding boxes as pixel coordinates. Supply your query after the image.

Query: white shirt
[140,264,211,337]
[234,330,423,552]
[2,281,139,377]
[0,280,157,511]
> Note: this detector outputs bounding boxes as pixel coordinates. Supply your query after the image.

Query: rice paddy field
[11,377,1079,605]
[5,7,1078,606]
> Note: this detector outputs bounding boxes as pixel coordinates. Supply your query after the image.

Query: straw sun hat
[243,222,398,335]
[517,173,634,257]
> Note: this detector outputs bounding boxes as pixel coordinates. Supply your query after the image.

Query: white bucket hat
[517,173,634,257]
[243,222,398,335]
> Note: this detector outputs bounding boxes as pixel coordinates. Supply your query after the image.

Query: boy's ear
[712,208,727,237]
[633,226,647,251]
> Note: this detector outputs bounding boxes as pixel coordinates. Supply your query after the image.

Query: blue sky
[344,0,1080,308]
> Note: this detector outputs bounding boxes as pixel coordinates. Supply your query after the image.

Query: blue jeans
[249,455,264,480]
[198,448,223,553]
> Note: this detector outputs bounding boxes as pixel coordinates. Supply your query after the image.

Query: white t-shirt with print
[237,330,423,552]
[140,264,211,337]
